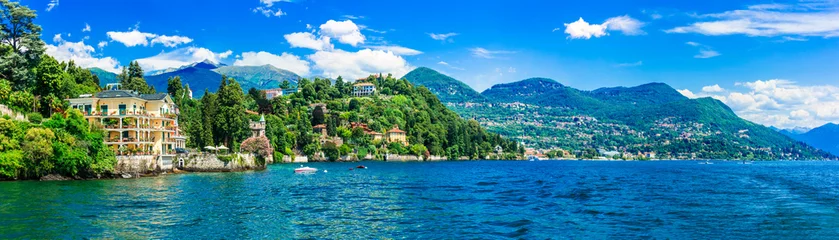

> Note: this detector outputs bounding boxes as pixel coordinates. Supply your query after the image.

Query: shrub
[240,136,273,157]
[0,150,23,179]
[26,112,42,124]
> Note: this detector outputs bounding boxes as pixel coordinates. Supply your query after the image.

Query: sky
[28,0,839,129]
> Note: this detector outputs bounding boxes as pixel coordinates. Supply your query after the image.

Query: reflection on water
[2,161,839,239]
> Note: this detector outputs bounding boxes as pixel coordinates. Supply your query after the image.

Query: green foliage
[402,67,486,103]
[322,142,339,161]
[26,112,41,124]
[117,61,154,94]
[0,150,22,179]
[0,0,45,90]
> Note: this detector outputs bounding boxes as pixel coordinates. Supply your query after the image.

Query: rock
[40,174,72,181]
[121,173,133,179]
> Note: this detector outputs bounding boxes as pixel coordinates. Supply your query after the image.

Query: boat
[698,160,713,165]
[356,165,367,169]
[294,166,318,173]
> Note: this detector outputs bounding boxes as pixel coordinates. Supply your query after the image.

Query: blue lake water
[2,160,839,239]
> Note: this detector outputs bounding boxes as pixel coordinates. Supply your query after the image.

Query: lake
[2,160,839,239]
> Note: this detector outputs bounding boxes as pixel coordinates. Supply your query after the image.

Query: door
[119,104,126,115]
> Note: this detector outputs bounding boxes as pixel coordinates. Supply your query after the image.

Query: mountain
[143,61,301,98]
[409,67,833,160]
[214,65,301,89]
[781,123,839,155]
[402,67,485,103]
[89,68,119,86]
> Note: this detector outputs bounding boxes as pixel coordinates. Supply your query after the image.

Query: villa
[386,126,408,146]
[352,82,376,97]
[67,84,186,156]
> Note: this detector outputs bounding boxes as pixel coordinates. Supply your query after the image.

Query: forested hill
[405,67,833,160]
[403,67,486,103]
[173,73,522,161]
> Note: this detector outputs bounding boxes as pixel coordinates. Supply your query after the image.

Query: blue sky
[30,0,839,128]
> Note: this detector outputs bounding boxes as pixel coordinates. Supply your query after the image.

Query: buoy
[323,170,328,173]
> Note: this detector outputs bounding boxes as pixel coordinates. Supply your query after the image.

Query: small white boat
[295,166,318,173]
[698,160,713,165]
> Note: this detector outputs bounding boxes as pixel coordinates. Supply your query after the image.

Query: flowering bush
[240,136,273,157]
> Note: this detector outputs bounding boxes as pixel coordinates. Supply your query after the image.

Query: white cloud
[52,34,62,43]
[97,41,108,48]
[308,49,414,80]
[135,47,232,72]
[106,29,192,48]
[342,15,363,20]
[319,20,365,46]
[666,2,839,38]
[218,50,233,59]
[46,35,121,73]
[686,41,721,58]
[507,67,516,73]
[306,24,313,30]
[790,109,811,120]
[681,80,839,128]
[259,0,290,7]
[234,51,310,76]
[470,47,516,59]
[678,89,698,98]
[82,23,91,32]
[366,45,423,56]
[46,0,58,11]
[151,35,193,47]
[106,29,157,47]
[253,6,285,17]
[702,84,725,92]
[438,61,449,66]
[562,15,645,39]
[428,32,458,42]
[616,61,643,67]
[284,32,333,51]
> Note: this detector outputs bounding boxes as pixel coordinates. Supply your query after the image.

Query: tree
[322,142,339,161]
[216,77,247,148]
[280,80,291,89]
[240,136,273,157]
[167,76,183,97]
[118,61,153,94]
[312,106,325,125]
[0,0,44,90]
[20,127,54,178]
[200,90,218,146]
[410,144,428,157]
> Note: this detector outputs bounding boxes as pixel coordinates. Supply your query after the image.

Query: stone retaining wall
[0,104,26,121]
[115,155,159,176]
[179,153,265,172]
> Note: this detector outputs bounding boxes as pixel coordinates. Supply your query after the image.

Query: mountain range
[403,67,834,160]
[89,60,302,98]
[778,123,839,156]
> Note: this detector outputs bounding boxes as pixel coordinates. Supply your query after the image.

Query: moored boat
[295,166,318,173]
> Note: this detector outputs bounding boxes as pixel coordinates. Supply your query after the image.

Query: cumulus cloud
[135,47,232,72]
[428,32,458,42]
[97,41,108,48]
[284,32,333,51]
[681,80,839,128]
[46,34,121,73]
[150,35,194,47]
[366,45,423,56]
[106,28,193,48]
[234,51,310,76]
[470,47,516,59]
[319,20,365,46]
[561,15,645,39]
[82,23,91,32]
[308,49,414,80]
[702,84,725,92]
[666,2,839,38]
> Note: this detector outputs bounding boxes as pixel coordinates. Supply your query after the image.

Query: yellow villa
[68,84,186,156]
[386,126,408,146]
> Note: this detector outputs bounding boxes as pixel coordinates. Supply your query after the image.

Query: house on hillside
[353,82,376,97]
[386,126,408,146]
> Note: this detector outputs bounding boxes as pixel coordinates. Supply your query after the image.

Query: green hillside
[782,123,839,155]
[144,63,301,98]
[89,67,119,86]
[403,67,485,103]
[409,67,834,160]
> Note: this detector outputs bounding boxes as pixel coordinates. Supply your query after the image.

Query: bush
[0,150,23,179]
[240,136,273,157]
[26,112,42,124]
